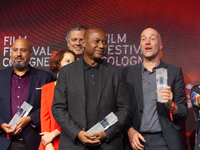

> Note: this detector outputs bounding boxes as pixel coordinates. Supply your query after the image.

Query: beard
[11,57,28,68]
[11,61,27,68]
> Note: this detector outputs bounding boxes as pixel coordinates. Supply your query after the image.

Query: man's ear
[82,39,86,48]
[159,42,163,50]
[67,41,69,47]
[30,49,33,56]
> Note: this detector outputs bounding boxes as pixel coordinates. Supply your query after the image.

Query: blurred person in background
[190,85,200,150]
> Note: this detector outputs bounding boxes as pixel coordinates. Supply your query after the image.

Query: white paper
[156,68,168,103]
[9,101,33,127]
[87,112,118,134]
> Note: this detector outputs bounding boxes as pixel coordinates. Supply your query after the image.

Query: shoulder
[30,67,53,83]
[162,62,182,73]
[0,67,12,80]
[122,63,141,75]
[103,60,119,70]
[42,81,55,90]
[160,62,183,80]
[30,67,52,76]
[169,65,182,72]
[0,67,12,74]
[101,60,123,75]
[60,59,81,72]
[162,61,181,69]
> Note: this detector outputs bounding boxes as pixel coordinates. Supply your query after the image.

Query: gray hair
[65,23,88,41]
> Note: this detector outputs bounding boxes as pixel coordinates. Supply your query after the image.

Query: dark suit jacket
[52,58,131,150]
[123,61,188,150]
[0,66,52,150]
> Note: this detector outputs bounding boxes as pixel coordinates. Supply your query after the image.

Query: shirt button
[149,103,151,106]
[19,78,21,79]
[18,86,20,88]
[92,82,94,84]
[17,96,19,98]
[17,106,19,108]
[149,82,151,84]
[147,123,149,126]
[92,75,94,77]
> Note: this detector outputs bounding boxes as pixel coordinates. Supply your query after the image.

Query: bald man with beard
[52,28,131,150]
[0,38,53,150]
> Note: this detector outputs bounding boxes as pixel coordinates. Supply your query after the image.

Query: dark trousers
[85,145,102,150]
[141,132,169,150]
[8,136,27,150]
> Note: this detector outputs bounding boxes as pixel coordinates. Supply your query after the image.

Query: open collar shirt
[11,66,30,118]
[140,63,162,133]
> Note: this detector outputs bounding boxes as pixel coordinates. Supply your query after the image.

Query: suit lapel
[157,61,168,69]
[26,67,37,102]
[133,63,143,107]
[97,61,110,106]
[74,59,86,110]
[4,68,12,113]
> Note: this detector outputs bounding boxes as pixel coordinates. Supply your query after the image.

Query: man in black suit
[123,28,188,150]
[0,38,53,150]
[52,27,131,150]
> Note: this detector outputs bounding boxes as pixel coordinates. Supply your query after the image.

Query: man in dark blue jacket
[0,38,52,150]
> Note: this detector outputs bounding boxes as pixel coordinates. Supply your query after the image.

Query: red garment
[38,81,61,150]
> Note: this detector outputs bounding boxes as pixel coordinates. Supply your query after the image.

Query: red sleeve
[40,85,51,132]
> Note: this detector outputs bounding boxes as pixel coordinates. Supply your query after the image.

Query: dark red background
[0,1,199,149]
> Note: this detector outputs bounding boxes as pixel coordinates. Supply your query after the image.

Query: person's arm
[52,67,100,147]
[91,131,107,142]
[162,86,178,114]
[15,116,31,132]
[127,127,146,150]
[77,131,101,146]
[104,69,131,141]
[29,73,53,128]
[40,85,54,146]
[1,116,31,136]
[40,129,61,146]
[45,143,55,150]
[163,67,188,121]
[51,68,82,143]
[1,123,18,135]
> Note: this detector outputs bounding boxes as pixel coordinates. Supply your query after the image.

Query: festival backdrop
[0,0,200,149]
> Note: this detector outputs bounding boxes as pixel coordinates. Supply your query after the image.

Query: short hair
[50,49,77,73]
[65,23,88,41]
